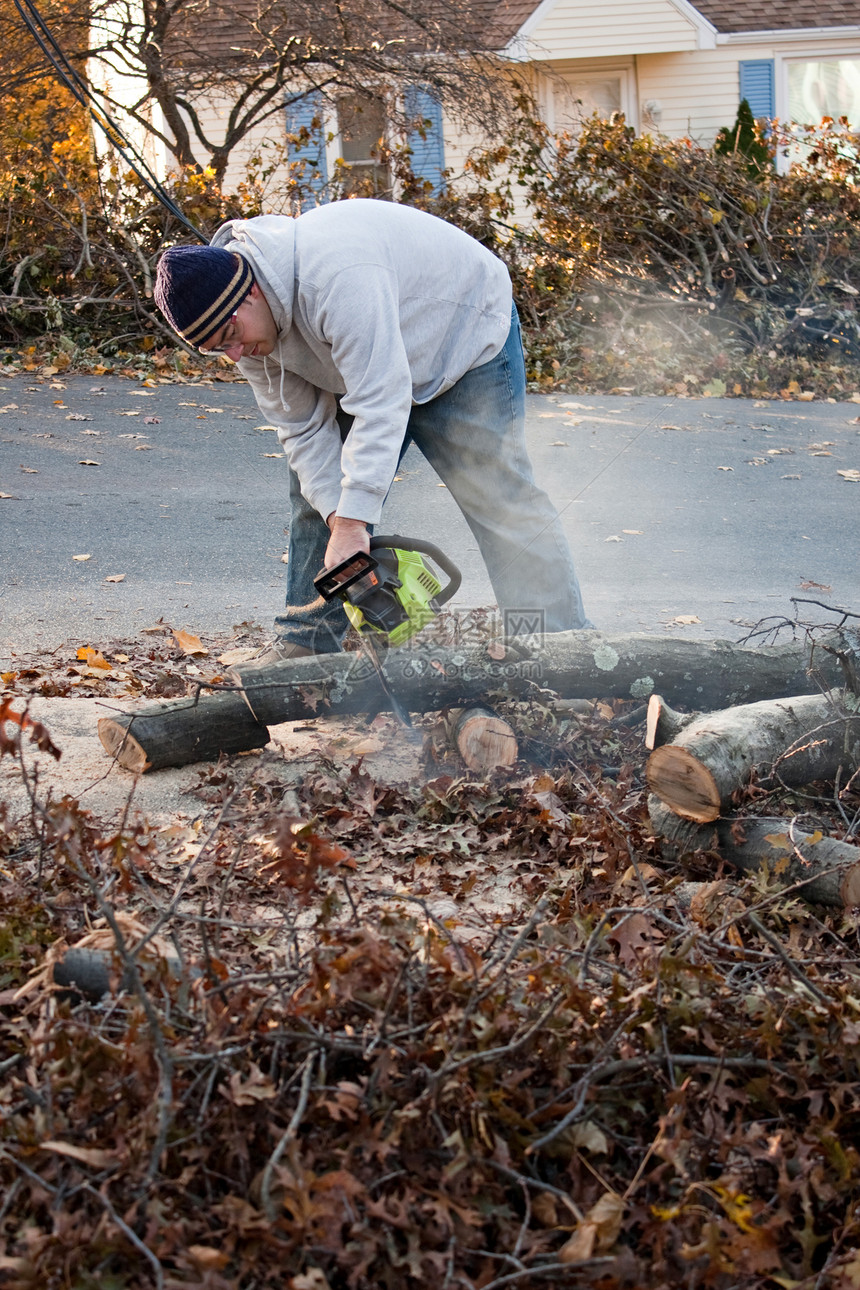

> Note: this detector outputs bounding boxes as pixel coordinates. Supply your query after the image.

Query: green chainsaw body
[313,535,461,648]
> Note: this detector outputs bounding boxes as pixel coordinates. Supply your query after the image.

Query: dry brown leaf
[173,629,209,657]
[291,1271,334,1290]
[560,1192,624,1262]
[20,466,38,474]
[72,553,91,562]
[104,574,126,583]
[78,460,101,467]
[76,647,111,670]
[224,1064,277,1106]
[217,647,260,666]
[570,1121,610,1154]
[41,1140,116,1169]
[837,469,860,482]
[187,1246,230,1271]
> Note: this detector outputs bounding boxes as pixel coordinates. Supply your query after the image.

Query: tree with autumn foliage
[0,0,100,339]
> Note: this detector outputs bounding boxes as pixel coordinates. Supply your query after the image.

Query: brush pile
[3,629,860,1290]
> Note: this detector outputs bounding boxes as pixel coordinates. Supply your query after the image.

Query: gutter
[717,25,860,44]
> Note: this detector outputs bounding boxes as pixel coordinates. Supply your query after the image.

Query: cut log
[646,692,860,823]
[229,631,840,728]
[99,631,843,772]
[645,694,699,750]
[649,797,860,908]
[97,690,270,773]
[450,706,518,772]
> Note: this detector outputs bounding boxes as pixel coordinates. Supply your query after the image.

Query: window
[787,58,860,127]
[553,70,631,133]
[336,94,390,197]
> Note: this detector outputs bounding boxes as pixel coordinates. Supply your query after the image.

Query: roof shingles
[691,1,860,33]
[495,0,860,45]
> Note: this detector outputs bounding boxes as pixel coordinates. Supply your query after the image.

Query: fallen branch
[649,797,860,907]
[98,632,841,772]
[98,689,269,772]
[646,691,860,823]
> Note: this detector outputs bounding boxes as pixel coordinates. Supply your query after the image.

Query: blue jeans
[274,304,591,651]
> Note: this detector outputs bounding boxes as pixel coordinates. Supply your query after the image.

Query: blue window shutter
[285,91,328,206]
[739,60,775,118]
[405,86,445,196]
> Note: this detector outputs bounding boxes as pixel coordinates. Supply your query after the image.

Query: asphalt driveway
[1,373,858,664]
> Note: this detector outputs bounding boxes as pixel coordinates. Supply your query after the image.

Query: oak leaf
[173,629,209,657]
[76,647,111,670]
[560,1192,624,1262]
[41,1140,115,1168]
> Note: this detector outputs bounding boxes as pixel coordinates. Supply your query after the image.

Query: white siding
[525,0,698,59]
[179,93,294,199]
[636,33,860,145]
[636,48,744,142]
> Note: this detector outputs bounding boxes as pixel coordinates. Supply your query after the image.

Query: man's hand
[324,514,370,569]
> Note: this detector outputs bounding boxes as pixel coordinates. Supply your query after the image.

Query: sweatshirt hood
[210,215,297,336]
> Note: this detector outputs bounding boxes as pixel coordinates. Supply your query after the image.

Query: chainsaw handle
[370,535,462,606]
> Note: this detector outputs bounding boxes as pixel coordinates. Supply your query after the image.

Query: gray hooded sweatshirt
[210,200,512,525]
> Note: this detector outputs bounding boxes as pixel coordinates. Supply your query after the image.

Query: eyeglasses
[200,312,239,355]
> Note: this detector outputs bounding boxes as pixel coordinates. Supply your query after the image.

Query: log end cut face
[97,718,151,774]
[646,744,722,823]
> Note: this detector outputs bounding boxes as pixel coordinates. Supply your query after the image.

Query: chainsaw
[313,535,461,727]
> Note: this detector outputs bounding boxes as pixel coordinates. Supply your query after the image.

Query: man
[154,199,591,663]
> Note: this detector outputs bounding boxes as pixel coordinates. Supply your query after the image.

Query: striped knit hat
[154,245,254,347]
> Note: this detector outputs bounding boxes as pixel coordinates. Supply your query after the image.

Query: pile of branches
[438,108,860,397]
[5,78,860,401]
[3,680,860,1289]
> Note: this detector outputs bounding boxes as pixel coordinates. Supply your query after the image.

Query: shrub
[3,89,860,396]
[429,104,860,394]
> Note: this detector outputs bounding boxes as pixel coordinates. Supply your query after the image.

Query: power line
[12,0,206,242]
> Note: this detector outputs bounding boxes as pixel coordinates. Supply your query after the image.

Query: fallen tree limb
[649,797,860,907]
[97,690,269,773]
[230,631,839,727]
[98,631,841,772]
[646,692,860,822]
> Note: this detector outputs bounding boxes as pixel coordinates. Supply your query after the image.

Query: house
[90,1,860,198]
[498,0,860,141]
[281,1,860,201]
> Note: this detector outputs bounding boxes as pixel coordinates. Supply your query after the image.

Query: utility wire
[12,0,206,242]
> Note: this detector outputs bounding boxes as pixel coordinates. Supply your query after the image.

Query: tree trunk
[646,692,860,823]
[230,631,840,728]
[450,706,518,772]
[98,631,843,773]
[97,691,269,773]
[649,797,860,907]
